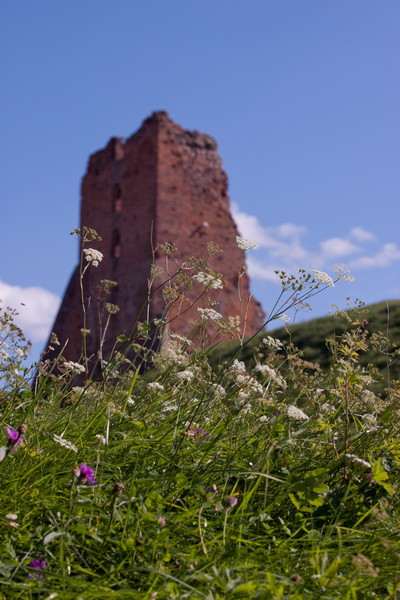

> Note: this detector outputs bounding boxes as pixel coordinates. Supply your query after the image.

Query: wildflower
[63,361,85,374]
[352,554,379,577]
[157,516,166,527]
[259,415,269,423]
[186,426,209,438]
[287,405,309,421]
[6,425,25,450]
[312,270,334,287]
[6,513,18,521]
[83,247,103,267]
[204,485,218,497]
[361,413,378,428]
[193,271,223,290]
[74,463,96,485]
[279,313,290,323]
[345,454,371,469]
[95,434,107,444]
[197,308,222,321]
[210,383,226,399]
[169,332,192,345]
[262,336,283,350]
[53,435,78,452]
[148,381,165,390]
[334,264,355,282]
[254,364,286,387]
[112,482,125,496]
[225,496,238,510]
[231,359,246,372]
[236,236,259,251]
[176,369,194,381]
[28,558,46,578]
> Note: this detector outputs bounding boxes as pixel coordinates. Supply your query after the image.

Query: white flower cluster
[176,369,194,382]
[262,336,283,351]
[287,405,309,421]
[236,236,259,251]
[312,270,334,287]
[197,308,223,321]
[83,248,103,267]
[157,341,189,366]
[278,313,290,323]
[235,372,265,399]
[63,361,86,374]
[209,383,226,399]
[334,264,355,282]
[148,382,165,391]
[169,332,192,346]
[254,364,286,388]
[230,359,246,372]
[53,434,78,452]
[259,415,269,423]
[361,413,378,428]
[345,453,371,469]
[193,271,223,289]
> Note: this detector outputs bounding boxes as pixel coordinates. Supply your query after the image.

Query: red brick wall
[48,112,265,363]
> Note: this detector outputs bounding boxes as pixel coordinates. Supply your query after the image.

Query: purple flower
[28,558,46,578]
[225,496,238,510]
[194,427,209,437]
[6,426,24,451]
[157,516,166,527]
[204,484,218,497]
[78,463,96,484]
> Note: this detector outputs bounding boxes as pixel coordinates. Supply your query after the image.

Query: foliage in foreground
[0,235,399,599]
[208,300,400,389]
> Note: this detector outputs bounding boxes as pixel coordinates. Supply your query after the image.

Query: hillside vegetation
[1,232,400,598]
[208,300,400,389]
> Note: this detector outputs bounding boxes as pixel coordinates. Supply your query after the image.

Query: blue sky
[1,1,399,362]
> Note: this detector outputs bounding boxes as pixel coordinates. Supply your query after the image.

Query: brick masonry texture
[49,111,265,362]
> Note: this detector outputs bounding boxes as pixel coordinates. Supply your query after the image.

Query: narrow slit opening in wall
[112,230,121,259]
[112,183,122,213]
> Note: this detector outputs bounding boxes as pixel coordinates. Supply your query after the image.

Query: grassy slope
[208,300,400,381]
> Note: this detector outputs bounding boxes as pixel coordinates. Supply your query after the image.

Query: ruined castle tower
[50,111,265,362]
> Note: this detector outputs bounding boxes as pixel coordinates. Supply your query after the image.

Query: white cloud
[350,227,376,243]
[320,237,360,258]
[246,257,281,282]
[232,204,397,283]
[350,243,400,269]
[0,281,60,342]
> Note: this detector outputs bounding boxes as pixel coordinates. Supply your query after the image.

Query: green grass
[1,306,400,598]
[1,241,400,598]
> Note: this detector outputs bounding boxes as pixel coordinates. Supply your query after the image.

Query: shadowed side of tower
[48,111,265,363]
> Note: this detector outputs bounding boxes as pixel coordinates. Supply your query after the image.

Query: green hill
[208,300,400,384]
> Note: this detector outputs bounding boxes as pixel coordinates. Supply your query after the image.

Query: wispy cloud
[232,205,400,282]
[0,281,60,342]
[350,243,400,269]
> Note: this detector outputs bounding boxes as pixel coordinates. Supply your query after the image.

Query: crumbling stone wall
[49,111,265,362]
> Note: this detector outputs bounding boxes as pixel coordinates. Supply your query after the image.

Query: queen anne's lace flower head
[312,270,334,287]
[53,434,78,452]
[193,272,223,289]
[236,236,259,251]
[63,361,86,374]
[197,308,223,321]
[287,405,309,421]
[83,248,103,267]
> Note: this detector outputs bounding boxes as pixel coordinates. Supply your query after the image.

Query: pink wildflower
[6,426,24,450]
[28,558,46,578]
[79,463,96,485]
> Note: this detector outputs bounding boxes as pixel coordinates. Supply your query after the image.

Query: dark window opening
[112,230,121,259]
[112,183,122,213]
